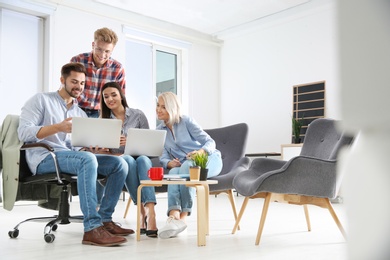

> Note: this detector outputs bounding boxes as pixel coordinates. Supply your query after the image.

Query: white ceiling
[94,0,310,36]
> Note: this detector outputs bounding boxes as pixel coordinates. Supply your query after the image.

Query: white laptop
[124,128,166,157]
[71,117,122,148]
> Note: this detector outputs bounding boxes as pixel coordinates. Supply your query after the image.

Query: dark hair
[61,62,86,80]
[100,82,128,118]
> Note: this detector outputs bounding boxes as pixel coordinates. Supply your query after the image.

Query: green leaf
[191,152,209,169]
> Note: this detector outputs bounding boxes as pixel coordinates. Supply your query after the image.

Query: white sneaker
[158,216,187,239]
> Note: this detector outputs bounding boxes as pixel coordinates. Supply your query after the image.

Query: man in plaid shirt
[71,27,126,118]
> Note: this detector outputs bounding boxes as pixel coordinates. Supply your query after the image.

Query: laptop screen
[71,117,122,148]
[124,128,166,157]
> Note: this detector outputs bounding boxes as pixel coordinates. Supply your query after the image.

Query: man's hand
[36,117,73,139]
[57,117,73,133]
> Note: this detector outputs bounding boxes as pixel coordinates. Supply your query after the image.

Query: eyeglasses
[94,46,112,55]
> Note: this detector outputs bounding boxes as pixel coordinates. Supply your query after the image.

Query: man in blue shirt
[17,62,133,246]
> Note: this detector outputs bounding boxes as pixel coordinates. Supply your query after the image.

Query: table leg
[136,184,144,242]
[204,183,210,235]
[195,185,206,246]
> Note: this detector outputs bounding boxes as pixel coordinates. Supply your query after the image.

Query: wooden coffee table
[136,179,218,246]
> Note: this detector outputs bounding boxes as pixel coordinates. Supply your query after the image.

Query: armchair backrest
[300,118,352,160]
[205,123,248,175]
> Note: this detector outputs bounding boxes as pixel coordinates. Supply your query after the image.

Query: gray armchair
[232,118,354,245]
[207,123,251,226]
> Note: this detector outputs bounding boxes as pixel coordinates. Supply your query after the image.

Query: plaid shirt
[70,52,126,110]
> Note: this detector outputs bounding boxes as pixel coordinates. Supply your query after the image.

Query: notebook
[71,117,122,148]
[124,128,166,157]
[163,174,190,180]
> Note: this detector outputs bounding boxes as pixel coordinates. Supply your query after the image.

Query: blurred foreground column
[338,0,390,259]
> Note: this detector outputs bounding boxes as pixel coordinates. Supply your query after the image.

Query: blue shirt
[17,91,87,174]
[157,115,219,169]
[109,107,149,154]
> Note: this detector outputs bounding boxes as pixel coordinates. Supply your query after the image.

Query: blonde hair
[94,27,118,45]
[158,92,181,126]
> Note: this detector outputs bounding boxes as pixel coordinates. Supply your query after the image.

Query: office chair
[1,114,96,243]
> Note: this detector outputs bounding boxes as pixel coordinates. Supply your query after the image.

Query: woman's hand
[84,145,110,154]
[186,149,206,160]
[119,135,126,147]
[167,158,182,169]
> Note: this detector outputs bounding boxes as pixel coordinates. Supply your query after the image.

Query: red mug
[148,167,164,180]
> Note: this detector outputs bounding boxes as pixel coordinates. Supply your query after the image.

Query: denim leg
[96,181,105,205]
[167,161,195,216]
[179,185,195,215]
[205,151,223,178]
[36,151,101,232]
[123,155,155,205]
[84,110,99,118]
[136,156,155,205]
[122,155,137,202]
[95,155,128,223]
[167,184,182,216]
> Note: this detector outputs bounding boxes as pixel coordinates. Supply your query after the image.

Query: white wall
[51,5,220,129]
[1,0,340,155]
[54,5,221,129]
[219,0,339,153]
[0,0,221,130]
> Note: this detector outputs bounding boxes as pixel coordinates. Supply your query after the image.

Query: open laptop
[124,128,166,157]
[71,117,122,148]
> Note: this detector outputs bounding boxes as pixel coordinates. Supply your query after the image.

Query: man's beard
[64,84,81,98]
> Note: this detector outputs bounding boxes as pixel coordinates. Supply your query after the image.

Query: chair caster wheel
[8,229,19,238]
[52,224,58,231]
[44,233,55,243]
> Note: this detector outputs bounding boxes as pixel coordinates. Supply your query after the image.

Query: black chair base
[8,184,83,243]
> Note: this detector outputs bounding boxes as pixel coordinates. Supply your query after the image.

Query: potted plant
[191,152,209,181]
[292,115,304,143]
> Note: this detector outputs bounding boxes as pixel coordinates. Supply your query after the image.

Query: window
[156,49,178,96]
[0,8,44,123]
[123,26,189,128]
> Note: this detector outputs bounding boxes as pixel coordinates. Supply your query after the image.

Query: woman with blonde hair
[156,92,223,239]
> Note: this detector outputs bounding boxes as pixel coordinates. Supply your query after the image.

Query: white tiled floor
[0,193,347,260]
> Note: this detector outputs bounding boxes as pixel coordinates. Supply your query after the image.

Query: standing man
[71,27,126,202]
[71,27,125,118]
[18,62,134,246]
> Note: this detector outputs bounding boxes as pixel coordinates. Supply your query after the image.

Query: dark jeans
[81,108,99,118]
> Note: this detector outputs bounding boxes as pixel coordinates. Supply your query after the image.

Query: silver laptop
[71,117,122,148]
[124,128,166,157]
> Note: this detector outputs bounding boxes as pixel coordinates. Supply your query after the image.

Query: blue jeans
[36,151,128,232]
[80,108,106,202]
[167,151,223,216]
[81,109,99,118]
[122,155,155,205]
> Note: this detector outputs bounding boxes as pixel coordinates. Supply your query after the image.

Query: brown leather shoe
[103,221,135,236]
[82,226,127,246]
